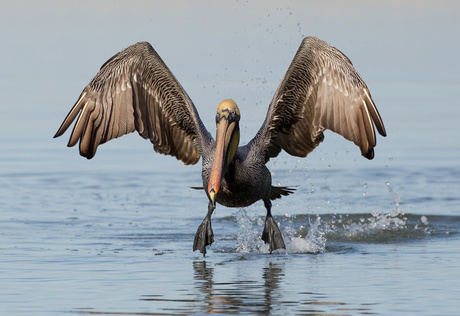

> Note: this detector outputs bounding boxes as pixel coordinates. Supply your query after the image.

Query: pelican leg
[193,201,215,256]
[261,199,286,253]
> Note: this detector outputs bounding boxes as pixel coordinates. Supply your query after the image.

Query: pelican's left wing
[54,42,212,165]
[249,37,386,163]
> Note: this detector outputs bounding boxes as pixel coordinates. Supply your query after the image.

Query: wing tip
[81,152,95,160]
[364,149,375,160]
[53,117,73,139]
[363,88,387,138]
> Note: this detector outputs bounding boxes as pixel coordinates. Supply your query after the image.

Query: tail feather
[270,186,297,200]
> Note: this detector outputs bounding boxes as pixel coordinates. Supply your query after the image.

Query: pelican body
[55,37,386,255]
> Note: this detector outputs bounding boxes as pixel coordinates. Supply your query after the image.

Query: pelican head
[207,99,241,203]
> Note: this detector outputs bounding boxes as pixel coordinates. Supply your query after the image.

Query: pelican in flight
[55,37,386,255]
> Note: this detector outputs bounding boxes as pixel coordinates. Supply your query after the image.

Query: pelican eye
[228,108,239,122]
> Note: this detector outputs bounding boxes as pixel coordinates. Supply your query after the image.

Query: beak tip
[208,188,216,202]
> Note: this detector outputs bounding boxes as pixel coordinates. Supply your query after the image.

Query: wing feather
[250,37,386,162]
[54,42,212,164]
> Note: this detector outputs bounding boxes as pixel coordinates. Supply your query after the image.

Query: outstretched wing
[250,37,386,162]
[54,42,212,165]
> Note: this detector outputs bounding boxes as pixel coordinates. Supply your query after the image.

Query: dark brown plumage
[55,37,386,255]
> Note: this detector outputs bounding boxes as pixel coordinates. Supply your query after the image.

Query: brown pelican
[54,37,386,255]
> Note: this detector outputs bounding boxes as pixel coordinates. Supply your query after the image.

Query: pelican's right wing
[250,37,386,163]
[54,42,213,165]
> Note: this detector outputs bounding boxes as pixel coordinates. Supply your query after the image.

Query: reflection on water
[134,260,379,315]
[139,261,286,314]
[191,260,285,314]
[137,260,286,314]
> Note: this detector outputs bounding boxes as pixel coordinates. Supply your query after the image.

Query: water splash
[285,215,326,253]
[231,185,433,253]
[235,209,268,253]
[323,212,410,242]
[310,181,433,242]
[386,181,401,216]
[234,210,326,254]
[319,181,431,242]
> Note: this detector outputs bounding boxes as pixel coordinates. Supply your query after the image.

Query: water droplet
[421,216,428,225]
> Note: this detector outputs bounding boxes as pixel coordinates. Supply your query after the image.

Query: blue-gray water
[1,1,459,315]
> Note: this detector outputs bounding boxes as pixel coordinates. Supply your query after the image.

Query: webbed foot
[262,216,286,253]
[193,217,214,256]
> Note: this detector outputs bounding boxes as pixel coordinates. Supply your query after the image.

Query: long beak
[207,117,236,203]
